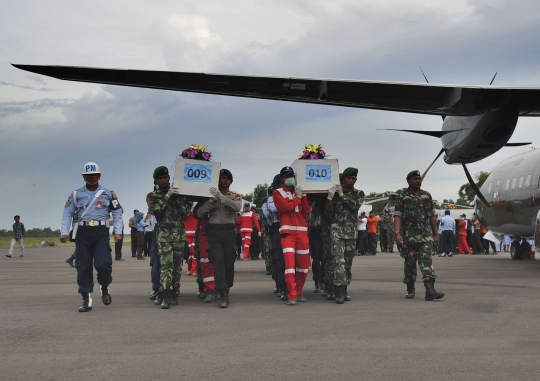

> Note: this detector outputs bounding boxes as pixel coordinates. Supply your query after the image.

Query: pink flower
[310,153,319,160]
[319,150,326,157]
[202,151,212,161]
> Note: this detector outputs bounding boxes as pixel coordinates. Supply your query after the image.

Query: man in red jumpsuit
[183,210,198,275]
[273,166,311,306]
[457,214,472,255]
[236,203,260,261]
[193,203,217,302]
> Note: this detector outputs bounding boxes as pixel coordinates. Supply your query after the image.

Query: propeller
[462,163,490,208]
[421,148,445,180]
[504,142,532,147]
[377,129,461,138]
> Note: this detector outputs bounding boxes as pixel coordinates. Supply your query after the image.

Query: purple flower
[319,150,326,157]
[310,153,319,160]
[202,151,212,161]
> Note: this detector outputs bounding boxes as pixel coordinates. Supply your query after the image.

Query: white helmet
[82,162,101,175]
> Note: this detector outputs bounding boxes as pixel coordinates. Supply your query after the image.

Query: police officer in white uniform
[61,162,123,312]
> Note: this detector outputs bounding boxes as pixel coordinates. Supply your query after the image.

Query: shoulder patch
[64,201,71,208]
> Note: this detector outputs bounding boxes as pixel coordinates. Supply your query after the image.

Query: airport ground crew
[197,169,242,308]
[146,166,191,309]
[193,202,217,302]
[394,170,444,301]
[60,162,122,312]
[273,166,311,305]
[237,203,260,260]
[326,167,365,304]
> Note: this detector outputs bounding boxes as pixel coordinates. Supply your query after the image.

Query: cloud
[0,80,54,92]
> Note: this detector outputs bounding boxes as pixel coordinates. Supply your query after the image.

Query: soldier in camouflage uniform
[146,166,192,309]
[394,170,444,301]
[321,216,333,298]
[326,167,365,304]
[260,200,272,274]
[386,213,395,252]
[379,213,388,252]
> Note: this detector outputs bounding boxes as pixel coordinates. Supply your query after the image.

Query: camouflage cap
[153,166,169,179]
[406,170,421,180]
[342,167,358,177]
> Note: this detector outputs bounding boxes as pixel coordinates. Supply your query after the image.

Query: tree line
[0,227,61,237]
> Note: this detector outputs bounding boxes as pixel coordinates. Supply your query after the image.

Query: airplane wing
[12,64,540,117]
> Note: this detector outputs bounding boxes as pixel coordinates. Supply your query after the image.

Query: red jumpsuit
[193,204,215,292]
[236,211,260,259]
[273,187,311,300]
[184,212,198,274]
[457,219,472,254]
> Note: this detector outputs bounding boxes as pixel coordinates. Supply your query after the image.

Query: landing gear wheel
[510,241,523,260]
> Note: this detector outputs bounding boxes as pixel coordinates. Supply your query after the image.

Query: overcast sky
[2,0,540,231]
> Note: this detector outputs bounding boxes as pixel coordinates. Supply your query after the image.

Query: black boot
[321,282,328,297]
[406,283,415,299]
[280,285,289,301]
[66,254,75,268]
[100,285,112,306]
[79,293,92,312]
[170,287,179,305]
[344,285,351,302]
[265,266,272,275]
[218,289,228,308]
[225,288,230,307]
[161,290,171,309]
[335,286,345,304]
[154,292,163,305]
[326,284,335,300]
[313,280,320,293]
[197,281,204,297]
[424,281,444,301]
[149,289,159,300]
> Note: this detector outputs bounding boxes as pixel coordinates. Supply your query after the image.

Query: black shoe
[326,284,335,300]
[161,290,171,309]
[218,289,228,308]
[149,290,159,300]
[280,285,289,301]
[265,266,272,275]
[343,286,351,301]
[273,285,279,294]
[137,257,146,260]
[424,281,444,301]
[406,283,415,299]
[100,286,112,306]
[66,255,75,267]
[79,293,92,312]
[335,286,345,304]
[313,281,320,293]
[154,292,163,305]
[170,287,179,305]
[115,258,125,261]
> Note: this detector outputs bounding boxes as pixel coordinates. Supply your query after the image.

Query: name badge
[305,164,332,182]
[183,163,212,183]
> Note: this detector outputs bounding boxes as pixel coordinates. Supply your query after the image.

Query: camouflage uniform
[260,210,272,270]
[146,189,191,292]
[326,188,365,286]
[321,217,333,285]
[394,188,438,284]
[379,215,388,251]
[386,215,395,251]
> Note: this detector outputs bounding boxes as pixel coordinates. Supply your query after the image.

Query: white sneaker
[448,252,453,257]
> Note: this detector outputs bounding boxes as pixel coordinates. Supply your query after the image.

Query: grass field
[0,236,132,248]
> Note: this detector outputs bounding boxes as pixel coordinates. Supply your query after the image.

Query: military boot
[204,290,216,303]
[66,254,75,268]
[326,284,335,300]
[265,266,272,275]
[277,284,283,297]
[218,289,228,308]
[335,286,345,304]
[197,282,204,298]
[149,289,159,301]
[161,290,171,309]
[406,283,415,299]
[100,285,112,306]
[313,280,320,293]
[225,288,231,307]
[280,285,289,301]
[321,282,328,297]
[79,293,92,312]
[170,287,179,305]
[424,281,444,301]
[154,292,163,305]
[344,286,351,302]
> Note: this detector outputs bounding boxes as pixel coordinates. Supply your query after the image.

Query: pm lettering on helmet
[86,164,96,172]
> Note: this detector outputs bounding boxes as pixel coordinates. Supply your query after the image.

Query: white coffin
[172,158,221,197]
[291,159,339,193]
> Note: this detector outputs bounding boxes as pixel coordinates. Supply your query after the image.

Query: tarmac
[1,247,540,381]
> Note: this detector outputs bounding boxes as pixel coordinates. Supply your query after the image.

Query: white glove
[337,184,344,197]
[258,232,261,237]
[295,186,302,198]
[327,184,338,200]
[166,187,178,198]
[209,187,222,199]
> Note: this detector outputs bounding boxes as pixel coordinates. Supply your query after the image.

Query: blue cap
[272,174,281,188]
[445,209,450,214]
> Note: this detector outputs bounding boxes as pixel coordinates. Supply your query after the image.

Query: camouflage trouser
[332,238,355,286]
[379,228,387,250]
[157,240,184,292]
[400,241,437,284]
[387,229,394,251]
[263,232,272,268]
[322,225,334,285]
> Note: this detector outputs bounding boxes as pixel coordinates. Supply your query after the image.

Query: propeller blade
[418,66,429,83]
[462,164,491,208]
[421,148,444,180]
[504,142,532,147]
[489,72,497,85]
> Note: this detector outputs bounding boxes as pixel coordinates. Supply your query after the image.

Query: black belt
[207,223,235,231]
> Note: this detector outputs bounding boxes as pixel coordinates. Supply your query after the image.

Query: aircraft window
[506,179,510,190]
[519,176,524,188]
[512,177,517,189]
[526,175,531,187]
[496,179,500,186]
[488,183,493,193]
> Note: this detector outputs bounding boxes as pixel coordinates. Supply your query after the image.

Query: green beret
[342,167,358,178]
[261,197,268,204]
[339,172,344,181]
[153,166,169,179]
[406,170,421,180]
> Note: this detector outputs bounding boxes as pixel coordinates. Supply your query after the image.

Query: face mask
[284,178,295,187]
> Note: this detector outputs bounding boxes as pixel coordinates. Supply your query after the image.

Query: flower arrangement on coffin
[180,144,212,161]
[298,144,328,160]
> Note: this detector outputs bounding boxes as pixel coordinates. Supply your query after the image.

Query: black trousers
[309,225,323,282]
[144,231,153,256]
[150,223,160,291]
[130,228,137,256]
[440,230,454,253]
[75,226,112,294]
[272,227,285,285]
[251,227,260,258]
[114,228,123,259]
[207,228,236,290]
[356,230,367,253]
[368,233,377,254]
